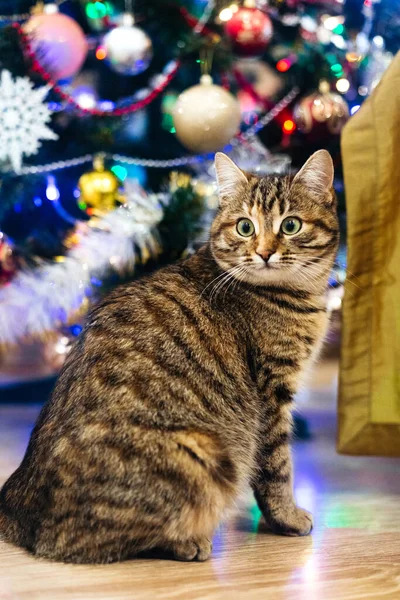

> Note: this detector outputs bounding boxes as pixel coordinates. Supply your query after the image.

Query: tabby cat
[0,150,338,564]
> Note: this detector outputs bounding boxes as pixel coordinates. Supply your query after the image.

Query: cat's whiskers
[210,263,249,305]
[295,260,358,299]
[262,255,337,293]
[210,266,246,305]
[304,256,362,291]
[208,265,246,305]
[296,271,327,295]
[296,258,334,279]
[222,265,249,303]
[322,259,363,286]
[200,264,243,297]
[310,257,363,284]
[293,260,335,294]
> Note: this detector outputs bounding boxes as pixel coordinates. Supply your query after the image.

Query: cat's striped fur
[0,150,338,563]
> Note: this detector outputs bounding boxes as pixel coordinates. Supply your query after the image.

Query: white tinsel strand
[0,183,165,345]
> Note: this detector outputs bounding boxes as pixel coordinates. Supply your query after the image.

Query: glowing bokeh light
[96,46,107,60]
[76,92,96,109]
[323,15,345,31]
[46,176,60,201]
[219,8,233,22]
[111,165,128,181]
[283,119,296,134]
[336,78,350,93]
[276,58,291,73]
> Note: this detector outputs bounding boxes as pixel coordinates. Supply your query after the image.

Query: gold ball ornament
[172,75,241,153]
[78,155,124,214]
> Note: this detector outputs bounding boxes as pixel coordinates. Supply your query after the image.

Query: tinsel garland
[0,182,165,346]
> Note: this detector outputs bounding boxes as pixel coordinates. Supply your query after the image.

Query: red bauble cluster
[224,7,273,57]
[293,83,349,138]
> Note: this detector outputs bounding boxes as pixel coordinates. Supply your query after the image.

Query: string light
[85,1,112,20]
[330,63,344,77]
[333,24,344,35]
[46,176,60,201]
[323,15,345,31]
[75,91,97,109]
[96,46,107,60]
[331,35,347,50]
[372,35,384,49]
[282,119,296,134]
[111,165,128,181]
[336,78,350,93]
[276,59,291,73]
[219,4,238,22]
[71,325,83,337]
[350,104,361,115]
[219,8,234,21]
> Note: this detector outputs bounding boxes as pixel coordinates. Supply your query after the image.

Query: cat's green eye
[281,217,302,236]
[236,218,255,237]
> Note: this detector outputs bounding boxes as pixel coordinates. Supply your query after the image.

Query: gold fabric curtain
[338,52,400,456]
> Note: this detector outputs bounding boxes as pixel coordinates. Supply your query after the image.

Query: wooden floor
[1,358,399,600]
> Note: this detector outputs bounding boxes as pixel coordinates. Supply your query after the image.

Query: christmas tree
[0,0,397,378]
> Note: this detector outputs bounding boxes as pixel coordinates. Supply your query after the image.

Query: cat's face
[210,150,339,288]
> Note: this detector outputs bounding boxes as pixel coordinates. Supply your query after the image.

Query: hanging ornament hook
[199,42,215,79]
[125,0,134,15]
[123,0,135,25]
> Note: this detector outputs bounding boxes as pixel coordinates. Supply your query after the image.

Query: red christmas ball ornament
[293,81,349,138]
[0,234,18,285]
[224,3,273,57]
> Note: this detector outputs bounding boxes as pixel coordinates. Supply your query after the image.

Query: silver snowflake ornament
[0,70,58,173]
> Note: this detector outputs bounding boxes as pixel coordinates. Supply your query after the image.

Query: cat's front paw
[266,505,313,537]
[170,537,212,562]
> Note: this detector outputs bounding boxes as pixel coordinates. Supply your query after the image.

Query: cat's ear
[215,152,248,207]
[293,150,334,203]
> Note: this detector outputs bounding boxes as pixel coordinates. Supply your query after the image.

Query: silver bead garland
[0,87,299,176]
[0,0,67,22]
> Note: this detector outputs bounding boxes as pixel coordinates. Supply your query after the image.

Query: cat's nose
[256,251,274,264]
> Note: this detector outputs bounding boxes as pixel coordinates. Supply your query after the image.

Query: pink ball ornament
[24,10,88,81]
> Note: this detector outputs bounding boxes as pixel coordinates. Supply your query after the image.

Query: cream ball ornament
[102,13,153,76]
[172,75,241,153]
